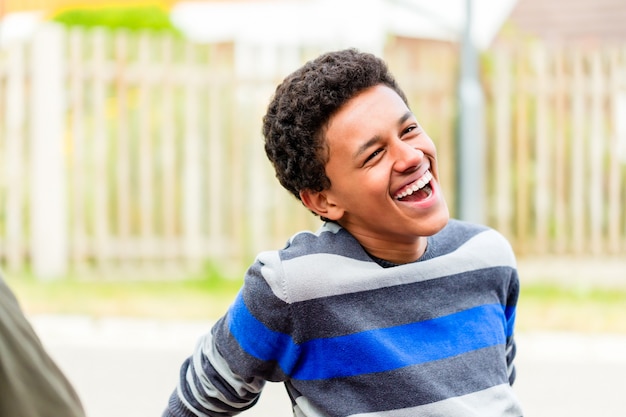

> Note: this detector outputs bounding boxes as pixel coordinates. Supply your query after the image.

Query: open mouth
[394,171,433,201]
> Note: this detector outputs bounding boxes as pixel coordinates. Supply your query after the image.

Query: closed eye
[403,124,419,136]
[364,148,384,164]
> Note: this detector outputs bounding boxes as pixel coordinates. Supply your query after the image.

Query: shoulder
[252,223,378,303]
[284,222,371,260]
[258,222,370,265]
[431,219,517,268]
[436,218,490,241]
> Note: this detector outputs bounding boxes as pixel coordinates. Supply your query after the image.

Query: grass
[516,284,626,334]
[6,274,243,321]
[6,274,626,334]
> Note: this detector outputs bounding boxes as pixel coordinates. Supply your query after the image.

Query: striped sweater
[164,219,523,417]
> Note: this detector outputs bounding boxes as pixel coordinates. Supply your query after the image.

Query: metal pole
[456,0,485,224]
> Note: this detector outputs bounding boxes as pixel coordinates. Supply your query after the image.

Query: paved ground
[31,315,626,417]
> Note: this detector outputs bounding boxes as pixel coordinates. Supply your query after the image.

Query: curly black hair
[262,48,408,206]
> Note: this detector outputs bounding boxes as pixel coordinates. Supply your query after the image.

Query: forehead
[324,85,410,149]
[336,83,405,116]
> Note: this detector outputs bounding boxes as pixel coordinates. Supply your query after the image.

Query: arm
[504,270,520,385]
[163,321,265,417]
[0,276,86,417]
[164,259,294,417]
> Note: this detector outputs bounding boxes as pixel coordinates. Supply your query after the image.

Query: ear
[299,189,344,221]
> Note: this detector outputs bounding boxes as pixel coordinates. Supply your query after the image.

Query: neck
[354,234,428,265]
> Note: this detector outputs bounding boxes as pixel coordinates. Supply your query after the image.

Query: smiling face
[300,85,449,263]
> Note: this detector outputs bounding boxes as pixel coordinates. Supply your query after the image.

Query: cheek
[337,172,388,205]
[421,140,438,166]
[424,138,438,157]
[362,168,394,198]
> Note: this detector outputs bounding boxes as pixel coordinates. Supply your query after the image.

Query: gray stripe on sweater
[286,345,511,416]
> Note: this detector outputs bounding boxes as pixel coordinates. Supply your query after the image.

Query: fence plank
[206,44,228,258]
[552,48,567,254]
[92,28,110,267]
[160,36,176,242]
[588,50,605,255]
[113,30,132,263]
[607,48,624,254]
[570,49,586,254]
[182,43,203,266]
[493,48,513,239]
[68,27,88,271]
[532,44,550,253]
[137,31,155,262]
[514,50,531,255]
[620,48,626,252]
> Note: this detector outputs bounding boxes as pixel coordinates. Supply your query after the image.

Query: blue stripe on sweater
[228,293,509,381]
[505,306,516,337]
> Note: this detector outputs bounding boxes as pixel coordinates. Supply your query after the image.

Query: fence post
[5,42,27,272]
[29,24,68,279]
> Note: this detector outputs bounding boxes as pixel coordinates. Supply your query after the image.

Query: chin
[422,205,450,236]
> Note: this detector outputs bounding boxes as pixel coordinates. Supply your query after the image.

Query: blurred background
[0,0,625,416]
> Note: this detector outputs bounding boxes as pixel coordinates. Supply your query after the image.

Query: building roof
[507,0,626,44]
[171,0,517,50]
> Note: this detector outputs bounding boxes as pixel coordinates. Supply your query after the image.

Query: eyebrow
[353,111,415,160]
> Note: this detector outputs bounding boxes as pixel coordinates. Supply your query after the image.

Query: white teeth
[396,171,433,199]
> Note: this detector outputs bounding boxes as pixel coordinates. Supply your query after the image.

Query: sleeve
[163,256,296,417]
[504,269,520,385]
[0,276,86,417]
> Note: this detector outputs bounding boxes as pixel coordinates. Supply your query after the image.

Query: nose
[391,139,424,173]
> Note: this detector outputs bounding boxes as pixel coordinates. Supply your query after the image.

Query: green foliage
[51,5,180,33]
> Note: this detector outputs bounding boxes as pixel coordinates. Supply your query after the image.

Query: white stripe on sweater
[348,384,523,417]
[260,228,516,303]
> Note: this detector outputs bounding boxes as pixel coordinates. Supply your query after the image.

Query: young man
[163,49,522,417]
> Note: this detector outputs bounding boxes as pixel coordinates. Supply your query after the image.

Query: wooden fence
[484,43,626,257]
[0,25,624,279]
